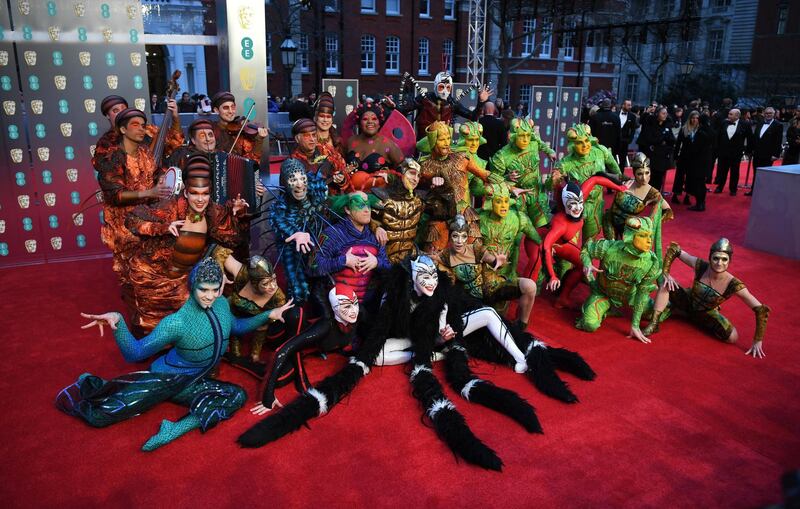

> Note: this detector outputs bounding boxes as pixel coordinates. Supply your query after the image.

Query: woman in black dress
[637,107,675,191]
[673,111,713,211]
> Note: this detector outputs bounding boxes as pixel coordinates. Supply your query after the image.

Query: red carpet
[2,170,799,508]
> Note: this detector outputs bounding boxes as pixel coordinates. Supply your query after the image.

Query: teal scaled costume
[57,258,278,451]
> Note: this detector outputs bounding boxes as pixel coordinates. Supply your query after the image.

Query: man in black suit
[477,101,507,162]
[746,107,783,196]
[617,99,638,170]
[589,99,621,163]
[714,108,753,196]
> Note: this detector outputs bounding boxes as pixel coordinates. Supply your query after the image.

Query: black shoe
[688,204,705,211]
[683,195,691,205]
[744,190,753,196]
[713,187,723,194]
[730,190,737,196]
[671,194,681,204]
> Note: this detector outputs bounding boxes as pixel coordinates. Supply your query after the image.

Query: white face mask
[434,72,453,101]
[287,170,308,201]
[562,185,584,219]
[329,287,359,324]
[411,256,438,297]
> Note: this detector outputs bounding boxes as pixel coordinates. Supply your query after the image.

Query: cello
[152,70,183,195]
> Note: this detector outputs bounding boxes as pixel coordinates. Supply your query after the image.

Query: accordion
[211,151,258,206]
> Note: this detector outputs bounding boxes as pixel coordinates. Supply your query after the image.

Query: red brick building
[747,0,800,102]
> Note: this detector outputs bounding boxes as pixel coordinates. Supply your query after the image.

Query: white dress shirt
[760,120,772,138]
[619,111,628,128]
[727,121,738,139]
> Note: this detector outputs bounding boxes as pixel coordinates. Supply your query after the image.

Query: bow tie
[727,121,736,126]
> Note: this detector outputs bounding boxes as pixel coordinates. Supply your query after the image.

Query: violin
[225,115,262,137]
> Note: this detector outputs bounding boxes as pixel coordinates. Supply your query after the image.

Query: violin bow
[227,102,257,157]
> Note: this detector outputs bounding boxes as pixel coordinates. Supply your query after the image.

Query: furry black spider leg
[523,340,579,403]
[409,359,503,471]
[444,342,542,433]
[546,346,597,381]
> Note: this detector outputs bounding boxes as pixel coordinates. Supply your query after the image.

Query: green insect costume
[576,216,661,333]
[478,186,541,283]
[551,123,621,241]
[489,117,555,228]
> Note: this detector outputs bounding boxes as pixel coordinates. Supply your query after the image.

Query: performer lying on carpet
[56,258,294,451]
[644,238,770,358]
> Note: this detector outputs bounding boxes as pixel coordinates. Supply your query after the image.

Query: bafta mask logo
[3,101,15,115]
[74,1,86,17]
[107,75,118,90]
[239,68,255,91]
[48,26,61,42]
[572,107,579,117]
[345,104,354,115]
[560,122,567,133]
[238,6,253,29]
[0,51,8,66]
[547,108,553,119]
[51,237,63,250]
[0,220,5,234]
[95,190,103,203]
[102,29,113,43]
[84,98,96,113]
[66,168,78,182]
[11,149,23,163]
[127,4,138,19]
[25,240,37,253]
[31,100,43,114]
[79,52,91,67]
[18,194,30,208]
[535,91,542,102]
[18,0,31,16]
[37,147,50,162]
[130,52,142,67]
[328,85,336,97]
[60,123,73,137]
[54,75,67,90]
[562,92,569,102]
[23,50,36,66]
[73,213,84,226]
[89,144,96,157]
[44,193,56,207]
[134,98,146,110]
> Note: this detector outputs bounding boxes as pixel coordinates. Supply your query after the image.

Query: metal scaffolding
[466,0,487,85]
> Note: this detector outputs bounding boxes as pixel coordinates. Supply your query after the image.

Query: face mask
[329,285,359,324]
[411,255,438,297]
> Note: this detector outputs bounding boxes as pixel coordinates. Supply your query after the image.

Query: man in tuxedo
[714,108,753,196]
[617,99,638,171]
[746,107,783,196]
[589,98,621,161]
[478,101,507,162]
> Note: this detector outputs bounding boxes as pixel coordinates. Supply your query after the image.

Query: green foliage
[660,71,738,107]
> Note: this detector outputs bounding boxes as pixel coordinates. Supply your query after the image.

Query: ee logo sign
[241,38,254,60]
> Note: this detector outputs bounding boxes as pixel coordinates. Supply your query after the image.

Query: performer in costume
[94,108,177,290]
[267,157,329,303]
[211,91,268,161]
[312,191,391,307]
[390,71,492,140]
[643,239,769,358]
[239,254,596,471]
[453,121,489,171]
[313,92,351,194]
[478,186,541,285]
[371,158,426,264]
[575,216,661,343]
[57,258,294,451]
[602,152,672,240]
[550,124,622,242]
[534,175,629,309]
[418,121,500,254]
[438,215,537,329]
[345,101,405,190]
[125,155,248,333]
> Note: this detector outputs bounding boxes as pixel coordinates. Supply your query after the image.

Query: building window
[444,0,455,19]
[299,34,309,72]
[420,0,430,17]
[712,0,731,8]
[562,20,575,60]
[625,74,638,103]
[519,84,531,115]
[540,17,552,57]
[503,83,510,104]
[707,29,724,60]
[418,37,430,75]
[442,39,453,72]
[324,0,339,12]
[777,5,788,35]
[387,0,400,15]
[361,35,376,73]
[660,0,675,18]
[386,36,400,74]
[326,34,339,74]
[521,17,535,56]
[361,0,376,13]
